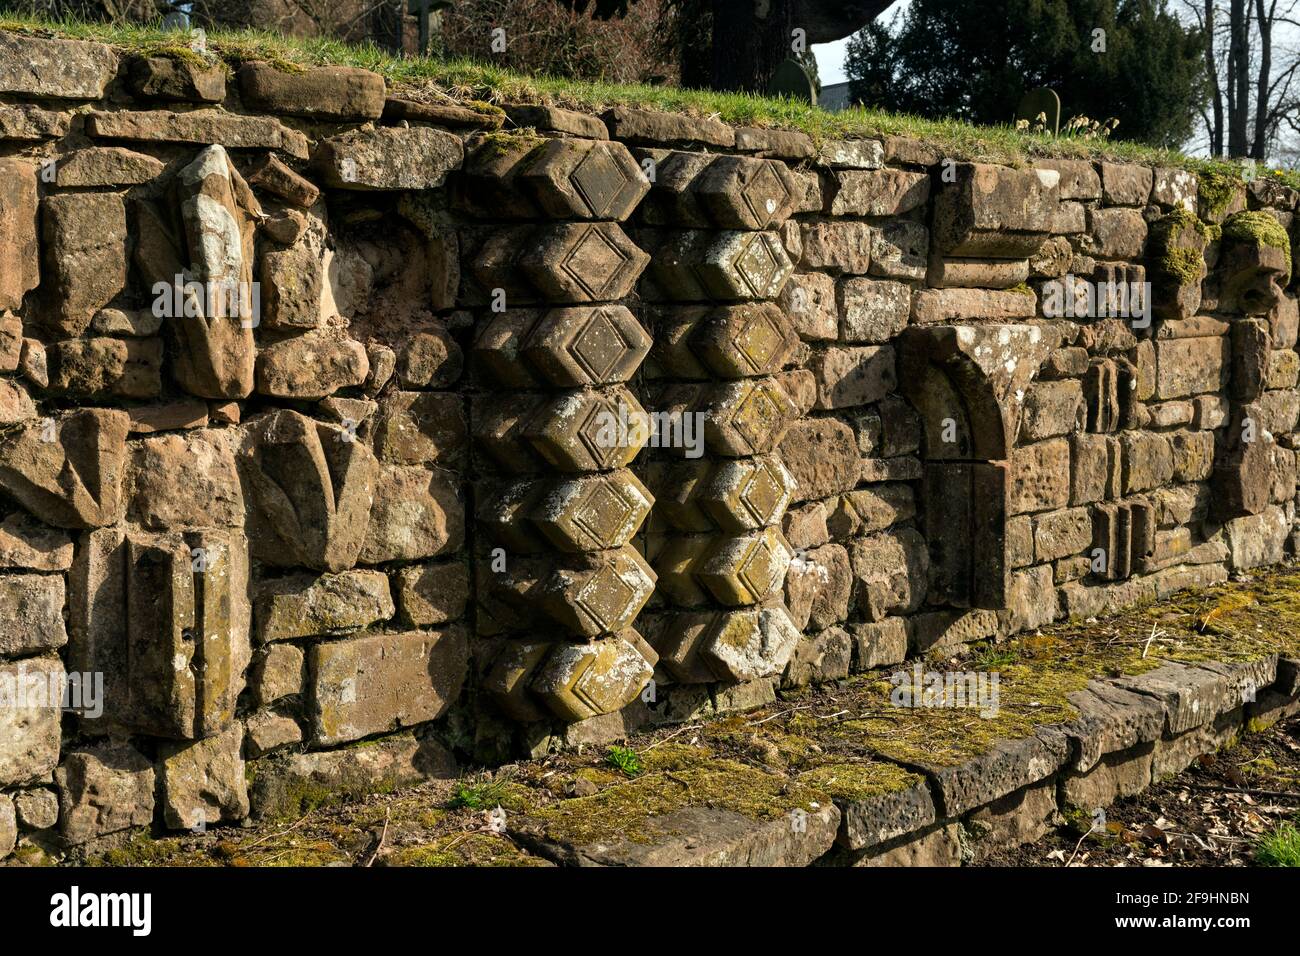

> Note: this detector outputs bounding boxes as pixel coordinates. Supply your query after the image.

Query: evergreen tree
[845,0,1207,148]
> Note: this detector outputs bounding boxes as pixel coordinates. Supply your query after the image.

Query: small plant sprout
[605,745,642,777]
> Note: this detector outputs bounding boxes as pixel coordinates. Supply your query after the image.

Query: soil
[975,714,1300,867]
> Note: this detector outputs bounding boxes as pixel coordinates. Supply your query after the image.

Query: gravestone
[767,59,817,104]
[1015,88,1060,136]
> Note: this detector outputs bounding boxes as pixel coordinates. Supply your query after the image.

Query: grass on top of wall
[3,13,1299,192]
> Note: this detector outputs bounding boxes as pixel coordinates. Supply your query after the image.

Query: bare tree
[1251,0,1300,158]
[1207,0,1226,154]
[1182,0,1300,160]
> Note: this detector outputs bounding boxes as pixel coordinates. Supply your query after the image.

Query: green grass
[445,779,510,811]
[605,745,643,777]
[1254,819,1300,866]
[969,640,1020,670]
[4,11,1298,190]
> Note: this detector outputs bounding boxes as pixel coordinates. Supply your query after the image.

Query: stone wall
[0,30,1297,857]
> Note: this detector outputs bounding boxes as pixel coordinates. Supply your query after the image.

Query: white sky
[812,0,911,85]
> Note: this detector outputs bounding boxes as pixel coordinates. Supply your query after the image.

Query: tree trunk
[1251,0,1272,159]
[1228,0,1251,156]
[1206,0,1224,155]
[709,0,797,92]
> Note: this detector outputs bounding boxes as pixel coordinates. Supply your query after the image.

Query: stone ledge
[483,569,1300,867]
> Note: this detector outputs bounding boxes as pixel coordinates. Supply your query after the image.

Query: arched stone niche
[899,324,1053,611]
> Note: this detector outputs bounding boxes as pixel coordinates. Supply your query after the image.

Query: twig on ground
[238,811,312,851]
[639,723,703,753]
[746,706,811,726]
[361,807,390,867]
[1064,827,1095,867]
[1142,622,1159,658]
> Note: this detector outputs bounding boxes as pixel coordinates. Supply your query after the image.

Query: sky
[812,0,911,86]
[812,36,853,86]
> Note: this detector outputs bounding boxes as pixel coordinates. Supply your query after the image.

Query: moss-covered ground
[2,15,1297,192]
[7,565,1289,867]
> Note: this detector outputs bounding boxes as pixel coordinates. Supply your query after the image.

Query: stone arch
[899,325,1053,611]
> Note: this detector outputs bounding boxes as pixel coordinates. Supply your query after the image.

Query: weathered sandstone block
[0,656,62,787]
[88,109,309,158]
[55,744,154,844]
[239,62,386,120]
[310,627,469,746]
[0,160,38,312]
[0,573,68,657]
[316,126,464,189]
[0,33,117,98]
[255,570,394,642]
[158,726,249,829]
[41,193,127,336]
[129,55,226,102]
[239,409,377,572]
[932,163,1058,256]
[54,147,165,187]
[0,408,128,529]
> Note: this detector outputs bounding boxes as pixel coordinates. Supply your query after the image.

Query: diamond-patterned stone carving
[641,459,716,532]
[532,469,654,552]
[530,630,657,721]
[471,393,548,473]
[524,385,650,472]
[470,310,545,388]
[468,222,649,304]
[650,230,793,301]
[651,604,800,683]
[701,230,793,300]
[477,479,550,552]
[457,133,547,219]
[701,376,799,457]
[646,305,713,379]
[697,525,793,606]
[700,455,796,532]
[522,222,649,303]
[636,149,715,227]
[519,139,650,221]
[694,302,799,378]
[635,152,798,229]
[650,609,726,683]
[642,456,795,533]
[537,544,656,637]
[473,307,651,387]
[524,306,651,386]
[699,603,800,682]
[469,226,539,301]
[693,155,799,230]
[474,558,548,636]
[650,303,797,380]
